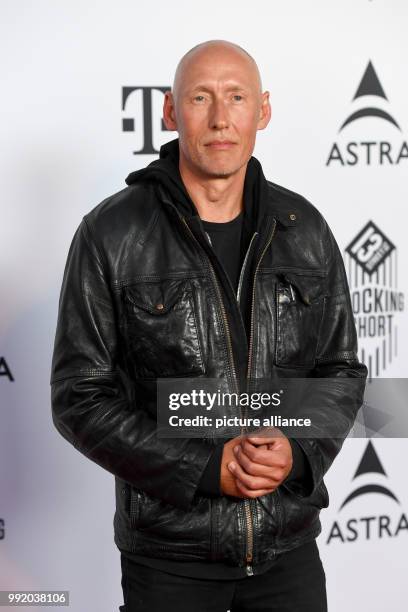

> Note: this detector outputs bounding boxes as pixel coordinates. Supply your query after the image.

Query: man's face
[163,46,271,179]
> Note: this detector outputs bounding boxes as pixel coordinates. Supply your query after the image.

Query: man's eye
[232,95,243,101]
[194,95,205,102]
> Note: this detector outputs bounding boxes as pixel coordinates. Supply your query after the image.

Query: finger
[228,460,278,490]
[239,438,279,467]
[247,437,277,445]
[240,438,287,469]
[246,426,284,441]
[235,478,276,499]
[233,445,274,477]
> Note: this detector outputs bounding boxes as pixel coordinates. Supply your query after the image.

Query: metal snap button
[155,303,164,310]
[289,213,296,221]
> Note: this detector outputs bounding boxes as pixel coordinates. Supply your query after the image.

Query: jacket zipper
[237,232,258,306]
[174,206,277,576]
[241,217,277,575]
[246,218,277,383]
[180,214,257,575]
[234,230,259,575]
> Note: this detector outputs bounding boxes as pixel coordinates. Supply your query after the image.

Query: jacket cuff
[196,443,224,497]
[284,438,314,496]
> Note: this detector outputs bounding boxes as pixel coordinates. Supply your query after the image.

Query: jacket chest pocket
[275,272,328,367]
[121,279,205,379]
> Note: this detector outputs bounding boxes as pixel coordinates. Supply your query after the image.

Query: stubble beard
[193,151,244,180]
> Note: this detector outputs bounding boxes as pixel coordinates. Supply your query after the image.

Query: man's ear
[163,91,177,131]
[257,91,271,131]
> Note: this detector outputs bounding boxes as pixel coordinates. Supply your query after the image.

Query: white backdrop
[1,1,407,610]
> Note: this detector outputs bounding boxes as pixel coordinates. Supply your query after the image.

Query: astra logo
[121,86,172,155]
[0,357,14,382]
[344,221,404,378]
[326,441,408,544]
[326,61,408,166]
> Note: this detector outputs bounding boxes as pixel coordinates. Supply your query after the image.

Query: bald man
[51,39,367,611]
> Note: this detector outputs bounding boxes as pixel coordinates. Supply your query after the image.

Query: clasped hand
[220,427,293,498]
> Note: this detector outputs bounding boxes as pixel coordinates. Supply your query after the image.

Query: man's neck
[179,158,246,223]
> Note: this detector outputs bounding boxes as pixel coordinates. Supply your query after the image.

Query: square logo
[345,221,395,275]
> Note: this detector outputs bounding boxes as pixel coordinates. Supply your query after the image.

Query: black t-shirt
[201,209,244,293]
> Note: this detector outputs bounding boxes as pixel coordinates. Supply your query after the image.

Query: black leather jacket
[50,140,367,575]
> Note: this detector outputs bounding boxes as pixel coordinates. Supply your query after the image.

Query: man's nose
[209,99,229,130]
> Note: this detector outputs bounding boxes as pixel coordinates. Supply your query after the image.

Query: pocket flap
[281,272,329,306]
[123,280,190,315]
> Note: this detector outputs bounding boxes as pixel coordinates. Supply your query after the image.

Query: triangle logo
[353,60,388,100]
[353,440,387,478]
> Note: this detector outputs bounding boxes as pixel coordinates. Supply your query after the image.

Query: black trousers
[119,540,328,612]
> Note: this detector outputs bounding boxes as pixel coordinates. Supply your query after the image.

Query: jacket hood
[125,137,198,219]
[125,137,271,232]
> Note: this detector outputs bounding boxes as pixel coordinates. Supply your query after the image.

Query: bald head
[171,40,263,104]
[162,39,271,181]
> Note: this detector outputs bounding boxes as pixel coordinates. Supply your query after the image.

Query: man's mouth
[205,141,237,150]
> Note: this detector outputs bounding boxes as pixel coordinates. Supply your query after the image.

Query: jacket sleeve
[196,443,224,496]
[50,217,216,511]
[285,438,311,484]
[282,220,368,498]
